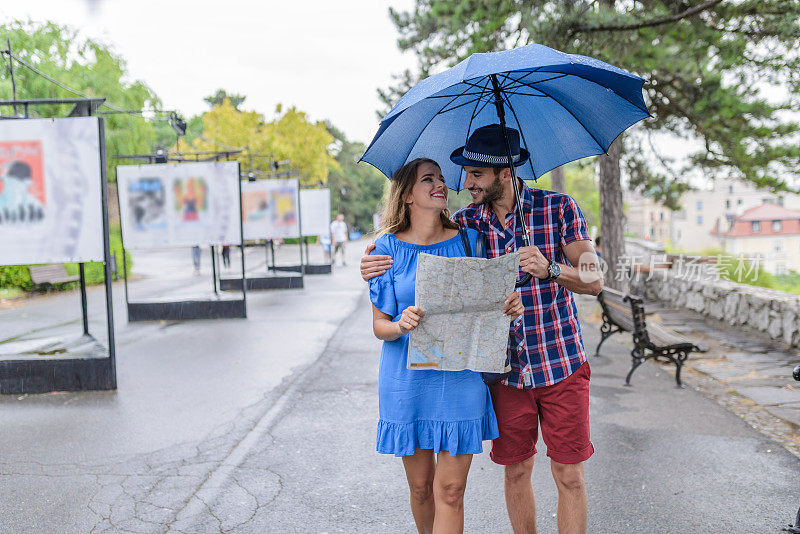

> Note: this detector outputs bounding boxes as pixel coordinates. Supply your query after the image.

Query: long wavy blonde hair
[380,158,460,236]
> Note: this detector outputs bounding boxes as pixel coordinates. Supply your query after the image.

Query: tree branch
[572,0,724,33]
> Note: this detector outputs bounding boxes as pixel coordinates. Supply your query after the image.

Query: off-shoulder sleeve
[368,236,397,318]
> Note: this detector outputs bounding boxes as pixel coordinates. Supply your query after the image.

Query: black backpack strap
[475,231,487,258]
[458,228,473,257]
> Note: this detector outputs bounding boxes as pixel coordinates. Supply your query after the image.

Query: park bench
[596,287,706,387]
[28,264,79,289]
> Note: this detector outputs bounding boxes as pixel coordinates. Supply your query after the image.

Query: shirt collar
[472,180,536,224]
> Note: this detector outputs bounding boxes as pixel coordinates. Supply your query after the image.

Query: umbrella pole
[491,75,533,287]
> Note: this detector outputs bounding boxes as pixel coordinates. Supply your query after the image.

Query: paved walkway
[0,249,799,532]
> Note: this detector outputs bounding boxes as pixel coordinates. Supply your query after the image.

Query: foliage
[190,99,340,187]
[0,20,163,180]
[327,123,387,232]
[531,160,601,229]
[0,224,130,292]
[382,1,800,207]
[203,89,246,110]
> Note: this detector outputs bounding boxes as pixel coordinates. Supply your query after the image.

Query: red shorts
[489,362,593,465]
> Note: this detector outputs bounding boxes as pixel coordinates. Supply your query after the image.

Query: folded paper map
[408,252,520,372]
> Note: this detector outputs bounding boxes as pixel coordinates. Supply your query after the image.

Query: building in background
[624,191,671,244]
[713,203,800,274]
[671,178,800,252]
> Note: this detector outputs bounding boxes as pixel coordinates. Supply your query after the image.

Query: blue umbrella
[360,43,648,284]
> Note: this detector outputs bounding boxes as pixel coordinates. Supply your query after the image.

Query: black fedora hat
[450,124,529,168]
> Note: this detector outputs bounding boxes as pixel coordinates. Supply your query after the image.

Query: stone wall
[631,269,800,348]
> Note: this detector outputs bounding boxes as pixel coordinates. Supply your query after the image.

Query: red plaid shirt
[453,182,590,388]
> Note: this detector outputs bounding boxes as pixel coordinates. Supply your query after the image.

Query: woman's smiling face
[405,161,448,211]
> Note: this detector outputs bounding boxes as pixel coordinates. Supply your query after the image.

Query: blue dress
[369,230,499,457]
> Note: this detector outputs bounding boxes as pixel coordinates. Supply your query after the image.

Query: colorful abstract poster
[241,179,300,240]
[0,117,104,265]
[117,162,241,249]
[299,188,330,236]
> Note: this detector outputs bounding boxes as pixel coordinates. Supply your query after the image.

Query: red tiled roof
[736,203,800,221]
[715,202,800,237]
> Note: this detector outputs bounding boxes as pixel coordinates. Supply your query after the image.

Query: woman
[369,158,523,534]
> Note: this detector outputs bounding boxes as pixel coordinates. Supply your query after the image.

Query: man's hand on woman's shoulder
[361,243,393,281]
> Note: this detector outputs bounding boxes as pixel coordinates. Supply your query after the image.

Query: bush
[0,224,132,293]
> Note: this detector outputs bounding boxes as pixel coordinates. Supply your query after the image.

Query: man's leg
[537,363,593,534]
[489,383,540,534]
[432,452,472,534]
[402,449,436,534]
[550,461,586,534]
[504,456,536,533]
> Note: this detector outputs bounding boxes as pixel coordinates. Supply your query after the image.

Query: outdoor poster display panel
[117,161,241,249]
[299,188,330,236]
[0,117,104,265]
[241,178,300,240]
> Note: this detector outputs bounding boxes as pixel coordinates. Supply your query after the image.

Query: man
[361,124,602,533]
[330,213,349,266]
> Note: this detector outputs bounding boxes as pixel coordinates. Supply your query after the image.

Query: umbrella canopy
[360,43,649,190]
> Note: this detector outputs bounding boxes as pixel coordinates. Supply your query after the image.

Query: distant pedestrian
[330,213,348,266]
[595,235,602,260]
[221,245,231,269]
[320,233,332,264]
[191,245,201,275]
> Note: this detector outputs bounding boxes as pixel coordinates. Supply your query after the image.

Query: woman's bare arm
[372,305,425,341]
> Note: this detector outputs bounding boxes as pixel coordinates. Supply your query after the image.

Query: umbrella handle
[516,273,532,288]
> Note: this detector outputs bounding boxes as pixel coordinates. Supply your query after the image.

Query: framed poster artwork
[0,117,104,265]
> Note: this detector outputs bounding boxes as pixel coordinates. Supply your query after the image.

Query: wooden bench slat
[28,264,79,285]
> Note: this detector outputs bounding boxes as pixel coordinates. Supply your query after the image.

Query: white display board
[0,117,104,266]
[299,188,331,236]
[241,179,300,240]
[117,161,242,249]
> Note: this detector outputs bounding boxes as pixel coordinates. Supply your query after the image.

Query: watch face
[549,261,561,278]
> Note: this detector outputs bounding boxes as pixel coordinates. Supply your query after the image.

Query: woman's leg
[432,452,473,534]
[402,449,436,534]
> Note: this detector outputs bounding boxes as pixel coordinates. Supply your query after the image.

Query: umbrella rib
[538,70,649,114]
[398,82,478,168]
[437,94,487,115]
[501,73,568,94]
[458,77,492,191]
[529,83,608,155]
[427,91,493,99]
[497,88,538,180]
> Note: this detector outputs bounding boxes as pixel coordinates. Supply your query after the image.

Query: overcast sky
[1,0,417,144]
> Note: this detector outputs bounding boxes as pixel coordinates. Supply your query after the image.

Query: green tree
[326,123,387,232]
[203,88,246,110]
[383,1,800,288]
[0,20,163,180]
[191,100,340,187]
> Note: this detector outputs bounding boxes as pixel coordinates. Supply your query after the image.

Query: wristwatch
[542,259,561,282]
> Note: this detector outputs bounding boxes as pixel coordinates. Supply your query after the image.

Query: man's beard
[476,175,504,205]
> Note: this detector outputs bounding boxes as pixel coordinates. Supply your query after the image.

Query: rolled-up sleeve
[559,195,591,248]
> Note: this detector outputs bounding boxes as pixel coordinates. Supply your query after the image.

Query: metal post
[97,117,117,388]
[122,247,129,305]
[295,185,304,273]
[78,263,90,336]
[269,239,276,271]
[210,245,218,296]
[490,74,533,288]
[237,164,247,309]
[6,39,17,116]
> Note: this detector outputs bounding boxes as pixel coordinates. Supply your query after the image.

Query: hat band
[462,148,520,165]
